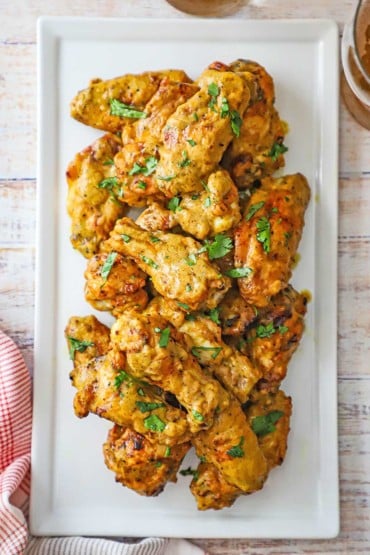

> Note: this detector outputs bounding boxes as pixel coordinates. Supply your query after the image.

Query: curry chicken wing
[66,134,125,258]
[234,173,310,307]
[103,217,231,310]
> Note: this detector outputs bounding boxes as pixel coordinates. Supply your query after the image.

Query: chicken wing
[66,133,125,258]
[84,252,148,316]
[103,217,231,310]
[137,168,241,240]
[222,60,288,189]
[70,70,191,132]
[110,307,229,433]
[103,424,190,496]
[218,287,259,336]
[66,316,190,446]
[190,388,292,510]
[234,173,310,306]
[154,63,252,197]
[243,286,308,390]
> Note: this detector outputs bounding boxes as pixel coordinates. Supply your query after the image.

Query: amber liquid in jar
[165,0,244,17]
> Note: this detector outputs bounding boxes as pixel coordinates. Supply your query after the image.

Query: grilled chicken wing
[84,252,148,316]
[234,173,310,306]
[191,388,292,510]
[103,424,190,496]
[70,70,191,132]
[137,168,241,240]
[66,134,125,258]
[244,286,308,390]
[154,64,252,197]
[222,60,287,188]
[103,217,231,310]
[218,287,259,336]
[66,316,190,446]
[110,307,229,433]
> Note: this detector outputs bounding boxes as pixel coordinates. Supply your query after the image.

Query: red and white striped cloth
[0,330,206,555]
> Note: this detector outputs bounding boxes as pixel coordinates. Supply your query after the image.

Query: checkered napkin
[0,330,206,555]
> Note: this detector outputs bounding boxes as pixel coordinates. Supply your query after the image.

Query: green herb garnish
[165,446,171,457]
[255,322,276,339]
[185,253,197,266]
[100,251,117,283]
[187,139,197,147]
[136,401,165,413]
[220,97,230,118]
[177,302,190,311]
[256,216,271,253]
[110,98,147,119]
[245,201,265,222]
[178,150,191,168]
[167,196,182,212]
[141,256,158,269]
[226,436,245,458]
[159,327,171,348]
[180,467,199,480]
[157,175,176,181]
[251,411,284,436]
[137,180,147,189]
[103,158,114,166]
[203,233,233,260]
[230,110,243,137]
[208,82,220,110]
[224,267,252,278]
[267,141,288,162]
[144,414,166,432]
[208,308,220,325]
[191,346,222,360]
[204,197,212,208]
[192,410,204,422]
[67,337,94,360]
[150,235,161,243]
[121,234,131,243]
[278,325,289,334]
[129,156,158,176]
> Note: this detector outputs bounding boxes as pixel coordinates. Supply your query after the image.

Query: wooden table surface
[1,1,369,553]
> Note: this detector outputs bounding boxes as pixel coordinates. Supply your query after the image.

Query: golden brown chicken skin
[70,70,191,132]
[84,252,148,316]
[137,169,241,240]
[190,462,240,511]
[218,287,259,336]
[222,60,288,189]
[66,316,191,446]
[103,217,231,311]
[154,64,252,197]
[234,173,310,307]
[110,307,229,433]
[103,424,190,497]
[66,133,126,258]
[244,286,308,390]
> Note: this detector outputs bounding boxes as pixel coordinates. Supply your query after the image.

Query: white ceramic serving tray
[32,16,339,539]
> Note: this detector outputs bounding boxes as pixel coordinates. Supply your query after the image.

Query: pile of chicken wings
[65,59,310,510]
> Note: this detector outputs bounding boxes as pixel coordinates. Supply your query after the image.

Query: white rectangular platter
[31,16,339,539]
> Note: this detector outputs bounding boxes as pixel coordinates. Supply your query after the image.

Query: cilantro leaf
[110,98,147,119]
[203,233,233,260]
[220,97,230,118]
[256,216,271,253]
[208,308,220,324]
[129,156,158,176]
[177,302,190,311]
[224,267,253,278]
[141,255,159,269]
[167,196,182,212]
[121,234,131,243]
[192,410,204,422]
[136,401,165,413]
[67,337,94,360]
[245,201,265,222]
[208,82,220,110]
[187,139,197,147]
[251,410,284,436]
[185,253,197,266]
[158,327,171,348]
[100,252,117,283]
[157,174,176,181]
[227,436,245,458]
[144,414,166,432]
[178,150,191,168]
[230,110,243,137]
[180,467,199,480]
[256,322,276,339]
[191,346,223,360]
[267,141,288,162]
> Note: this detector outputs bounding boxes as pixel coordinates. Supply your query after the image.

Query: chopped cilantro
[187,139,197,147]
[256,322,276,339]
[150,235,161,243]
[137,180,147,189]
[203,233,233,260]
[227,436,245,458]
[121,234,131,243]
[267,141,288,161]
[129,156,158,176]
[178,150,191,168]
[114,369,131,389]
[137,387,145,396]
[208,308,220,324]
[159,327,170,348]
[177,302,190,311]
[110,98,147,119]
[220,97,230,118]
[191,346,222,360]
[204,196,212,208]
[278,325,289,334]
[157,174,176,181]
[67,337,94,360]
[224,266,253,278]
[180,467,199,480]
[256,216,271,253]
[230,110,243,137]
[167,196,182,212]
[100,252,117,283]
[185,253,197,266]
[192,410,204,422]
[208,82,220,110]
[251,410,284,436]
[165,446,171,457]
[193,112,199,121]
[141,256,158,269]
[144,414,166,432]
[136,401,165,413]
[245,201,265,222]
[103,158,114,166]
